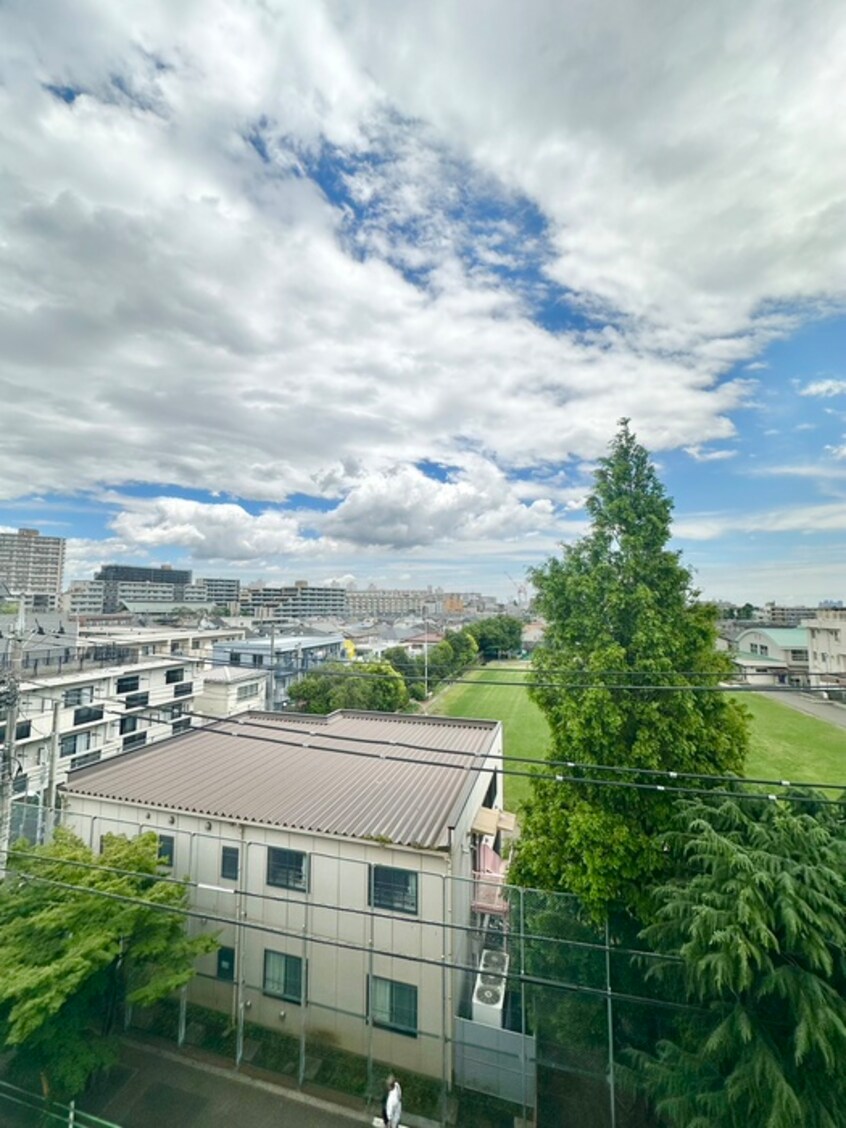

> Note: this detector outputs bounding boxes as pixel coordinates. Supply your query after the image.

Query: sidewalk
[80,1041,372,1128]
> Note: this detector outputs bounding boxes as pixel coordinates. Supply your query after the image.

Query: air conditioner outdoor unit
[472,948,509,1027]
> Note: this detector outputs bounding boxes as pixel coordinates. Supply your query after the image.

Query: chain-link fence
[9,800,696,1128]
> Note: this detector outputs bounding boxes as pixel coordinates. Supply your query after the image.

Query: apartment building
[240,582,347,620]
[211,634,344,708]
[0,528,66,610]
[60,710,522,1087]
[7,657,201,799]
[199,577,241,607]
[95,564,192,613]
[804,609,846,692]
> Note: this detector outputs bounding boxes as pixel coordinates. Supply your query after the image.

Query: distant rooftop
[63,710,501,850]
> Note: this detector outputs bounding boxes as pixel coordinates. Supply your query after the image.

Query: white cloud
[683,446,738,462]
[1,0,846,577]
[800,379,846,397]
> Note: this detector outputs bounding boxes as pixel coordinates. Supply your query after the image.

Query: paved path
[753,690,846,731]
[79,1041,371,1128]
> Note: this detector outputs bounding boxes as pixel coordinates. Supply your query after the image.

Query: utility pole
[0,592,26,875]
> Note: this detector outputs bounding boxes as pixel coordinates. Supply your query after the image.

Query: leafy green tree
[631,792,846,1127]
[509,421,748,914]
[444,629,479,671]
[289,661,409,713]
[382,646,427,700]
[467,615,523,660]
[425,639,455,685]
[0,828,217,1100]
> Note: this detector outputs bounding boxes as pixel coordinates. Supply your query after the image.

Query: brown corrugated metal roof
[63,710,501,851]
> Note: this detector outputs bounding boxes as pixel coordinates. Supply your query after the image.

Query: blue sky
[1,1,846,604]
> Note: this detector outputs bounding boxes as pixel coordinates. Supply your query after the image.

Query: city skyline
[2,3,846,604]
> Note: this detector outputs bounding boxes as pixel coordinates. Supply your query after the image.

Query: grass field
[738,693,846,786]
[428,668,846,811]
[428,664,550,809]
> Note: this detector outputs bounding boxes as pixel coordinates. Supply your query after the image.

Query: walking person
[385,1075,402,1128]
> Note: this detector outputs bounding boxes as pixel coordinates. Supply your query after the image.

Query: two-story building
[212,635,345,708]
[732,627,809,686]
[59,710,517,1086]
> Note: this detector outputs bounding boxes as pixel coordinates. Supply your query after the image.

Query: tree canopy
[631,792,846,1127]
[0,829,216,1099]
[289,660,410,713]
[509,421,749,913]
[466,615,523,660]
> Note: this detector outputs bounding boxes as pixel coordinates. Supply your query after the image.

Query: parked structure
[732,627,809,686]
[0,528,65,610]
[60,710,518,1086]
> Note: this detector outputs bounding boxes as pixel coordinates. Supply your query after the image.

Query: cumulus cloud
[1,0,846,578]
[109,498,323,561]
[800,379,846,397]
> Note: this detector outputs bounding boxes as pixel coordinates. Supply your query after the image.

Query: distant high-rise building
[0,528,66,610]
[95,564,192,613]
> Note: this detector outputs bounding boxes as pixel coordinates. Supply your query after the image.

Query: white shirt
[385,1082,402,1128]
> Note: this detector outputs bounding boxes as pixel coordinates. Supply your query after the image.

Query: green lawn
[428,670,846,811]
[738,693,846,788]
[428,664,550,810]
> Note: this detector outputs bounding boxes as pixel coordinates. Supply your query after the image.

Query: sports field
[738,693,846,787]
[428,667,846,811]
[428,664,550,809]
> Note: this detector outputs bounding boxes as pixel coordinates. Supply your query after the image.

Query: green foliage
[630,792,846,1127]
[466,615,523,660]
[290,661,410,713]
[0,828,217,1100]
[509,421,749,914]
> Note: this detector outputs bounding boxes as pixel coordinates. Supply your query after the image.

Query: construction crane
[504,573,529,609]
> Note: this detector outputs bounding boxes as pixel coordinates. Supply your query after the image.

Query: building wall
[61,798,462,1078]
[196,674,268,718]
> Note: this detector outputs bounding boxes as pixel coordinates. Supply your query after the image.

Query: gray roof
[63,710,501,851]
[201,666,268,684]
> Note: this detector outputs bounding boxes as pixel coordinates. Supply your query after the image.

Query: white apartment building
[7,657,201,799]
[0,528,66,610]
[60,710,522,1088]
[79,625,247,666]
[212,634,345,708]
[240,583,347,620]
[804,609,846,693]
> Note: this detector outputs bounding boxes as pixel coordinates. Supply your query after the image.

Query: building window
[72,750,101,769]
[370,866,418,914]
[231,652,241,665]
[173,682,193,698]
[119,715,138,736]
[369,976,417,1037]
[165,667,185,684]
[60,731,91,759]
[750,643,758,654]
[263,950,304,1003]
[157,835,175,866]
[760,645,769,657]
[63,685,93,707]
[252,654,264,667]
[0,720,32,743]
[116,674,140,694]
[172,717,191,734]
[73,705,104,727]
[124,691,149,710]
[221,846,239,881]
[217,946,235,982]
[236,682,260,701]
[266,847,308,891]
[123,731,147,752]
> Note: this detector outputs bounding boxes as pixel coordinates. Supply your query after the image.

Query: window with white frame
[263,950,304,1003]
[236,682,260,701]
[369,975,417,1037]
